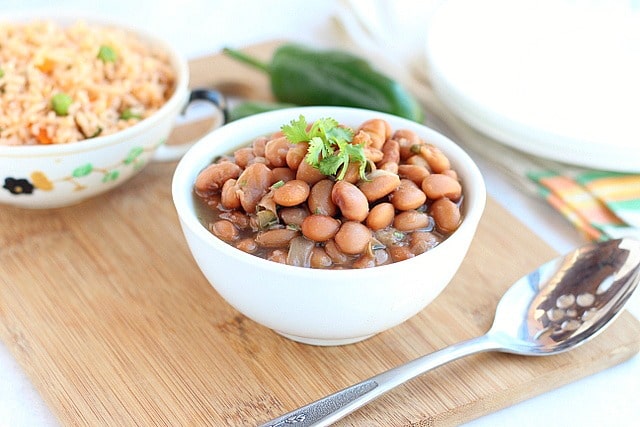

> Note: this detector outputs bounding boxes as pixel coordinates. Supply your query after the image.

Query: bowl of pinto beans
[172,106,486,345]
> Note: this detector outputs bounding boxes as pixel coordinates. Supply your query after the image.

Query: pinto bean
[429,198,461,233]
[286,142,309,170]
[236,163,275,213]
[390,179,427,211]
[331,180,369,222]
[308,179,337,216]
[419,144,450,173]
[271,167,296,183]
[393,128,421,144]
[389,245,415,262]
[235,237,258,253]
[301,214,340,242]
[267,249,288,264]
[255,228,299,248]
[405,154,430,168]
[393,210,430,231]
[248,156,267,166]
[220,179,241,209]
[398,141,417,161]
[279,207,309,227]
[421,174,462,201]
[359,119,391,149]
[393,129,422,160]
[264,136,291,167]
[334,221,372,255]
[342,162,363,184]
[442,169,459,180]
[233,147,255,168]
[352,254,376,269]
[380,139,400,165]
[310,247,333,269]
[398,164,430,186]
[252,135,268,157]
[272,179,310,207]
[410,231,439,255]
[374,227,407,247]
[352,130,372,147]
[324,239,348,265]
[194,162,242,196]
[364,146,384,163]
[357,169,401,202]
[366,202,395,230]
[209,220,238,242]
[379,162,398,174]
[353,248,391,268]
[219,210,250,229]
[296,160,326,185]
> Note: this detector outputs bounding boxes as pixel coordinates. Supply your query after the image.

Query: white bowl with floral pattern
[0,15,224,209]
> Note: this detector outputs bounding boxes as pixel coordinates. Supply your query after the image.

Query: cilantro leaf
[282,114,367,181]
[326,125,354,142]
[342,141,368,179]
[305,137,326,168]
[281,115,310,143]
[319,154,344,177]
[308,117,339,139]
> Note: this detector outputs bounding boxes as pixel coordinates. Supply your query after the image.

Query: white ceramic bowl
[0,15,223,209]
[172,106,486,346]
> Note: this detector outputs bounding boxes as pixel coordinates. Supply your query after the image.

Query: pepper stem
[223,47,271,74]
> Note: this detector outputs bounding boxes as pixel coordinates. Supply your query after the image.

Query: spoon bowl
[490,237,640,355]
[261,237,640,426]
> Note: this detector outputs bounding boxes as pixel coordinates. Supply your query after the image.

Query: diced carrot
[36,57,55,74]
[36,127,53,144]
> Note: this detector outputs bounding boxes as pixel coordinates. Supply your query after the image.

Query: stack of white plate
[424,0,640,172]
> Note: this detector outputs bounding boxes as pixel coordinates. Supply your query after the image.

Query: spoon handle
[259,334,499,427]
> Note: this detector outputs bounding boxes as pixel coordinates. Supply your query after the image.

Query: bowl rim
[172,106,487,278]
[0,12,189,157]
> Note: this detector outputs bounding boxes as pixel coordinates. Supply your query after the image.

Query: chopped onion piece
[287,236,315,267]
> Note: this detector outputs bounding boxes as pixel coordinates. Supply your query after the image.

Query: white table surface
[1,1,638,426]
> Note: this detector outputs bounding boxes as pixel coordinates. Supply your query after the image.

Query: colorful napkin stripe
[578,171,640,227]
[528,170,640,242]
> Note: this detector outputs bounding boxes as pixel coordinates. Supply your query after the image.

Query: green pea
[0,68,5,78]
[120,108,142,120]
[97,45,117,63]
[51,93,73,116]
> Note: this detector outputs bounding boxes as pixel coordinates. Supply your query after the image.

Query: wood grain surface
[1,42,639,427]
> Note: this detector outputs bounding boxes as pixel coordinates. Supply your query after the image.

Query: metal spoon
[261,237,640,427]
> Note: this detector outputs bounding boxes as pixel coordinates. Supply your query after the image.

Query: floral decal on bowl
[2,178,35,195]
[2,144,157,196]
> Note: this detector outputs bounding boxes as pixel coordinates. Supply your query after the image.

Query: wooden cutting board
[1,42,639,427]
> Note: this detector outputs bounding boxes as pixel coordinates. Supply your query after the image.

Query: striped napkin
[332,0,640,243]
[528,170,640,242]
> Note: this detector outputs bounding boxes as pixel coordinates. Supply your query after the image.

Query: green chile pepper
[223,44,424,122]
